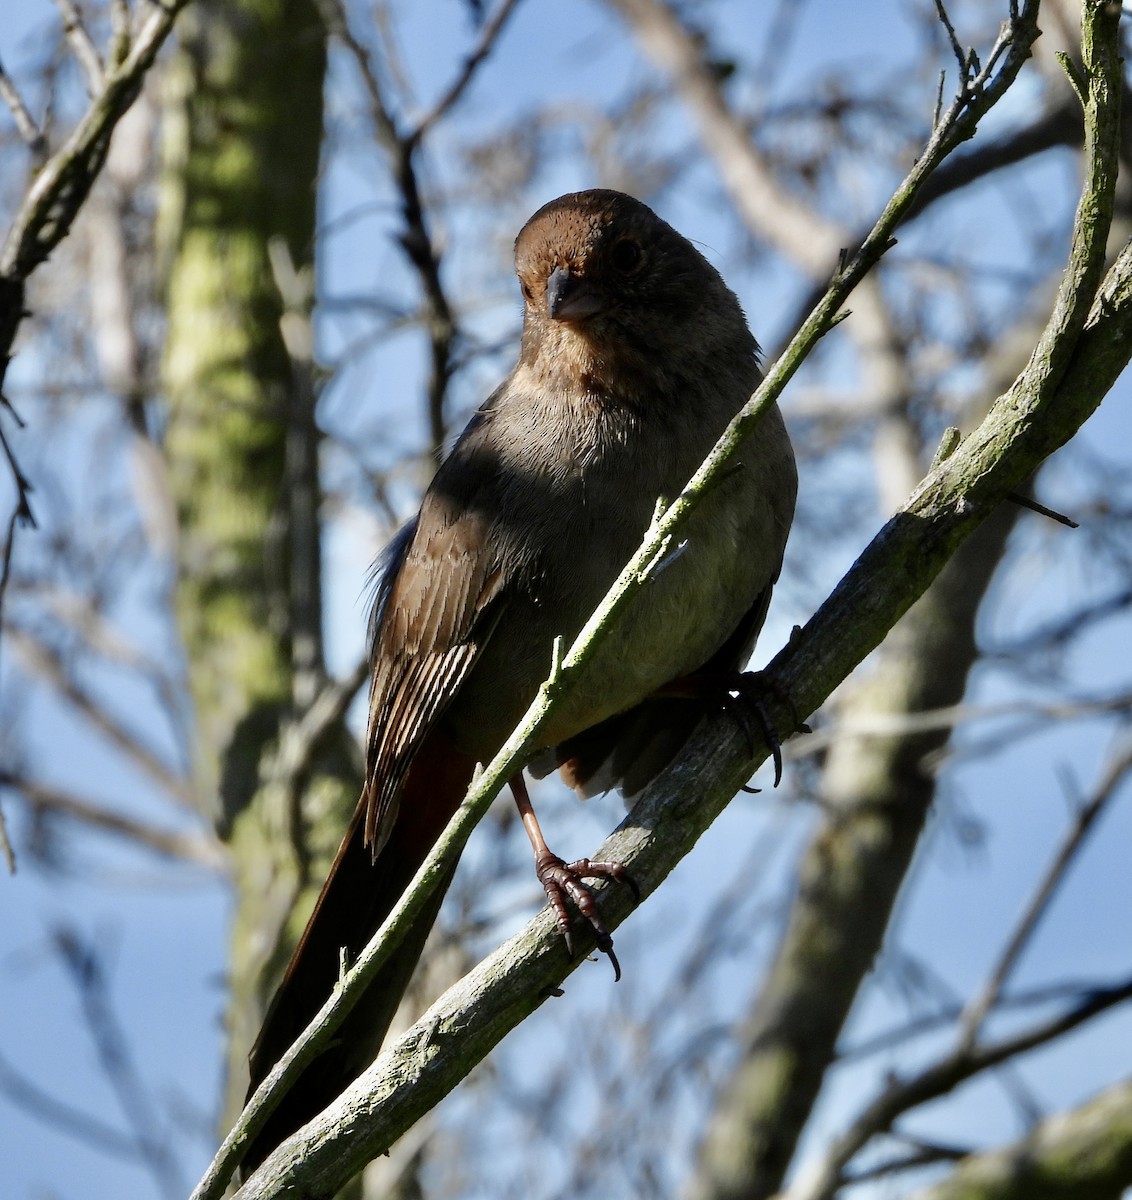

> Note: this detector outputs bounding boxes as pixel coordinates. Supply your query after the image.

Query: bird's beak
[546,266,603,322]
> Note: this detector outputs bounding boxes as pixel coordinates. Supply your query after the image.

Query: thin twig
[0,58,46,153]
[54,926,184,1199]
[7,628,196,810]
[1004,490,1079,526]
[842,977,1132,1063]
[933,0,970,83]
[0,794,13,873]
[0,401,35,528]
[989,586,1132,657]
[789,690,1132,758]
[781,980,1132,1200]
[956,736,1132,1050]
[52,0,106,95]
[108,0,131,69]
[317,0,460,456]
[1,771,227,869]
[0,1046,142,1159]
[0,395,37,675]
[844,1138,969,1187]
[0,0,194,281]
[409,0,523,143]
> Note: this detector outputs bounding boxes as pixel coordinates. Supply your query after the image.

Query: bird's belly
[536,474,777,746]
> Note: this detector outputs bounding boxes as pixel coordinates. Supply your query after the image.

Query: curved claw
[535,854,637,981]
[721,671,792,787]
[655,669,797,787]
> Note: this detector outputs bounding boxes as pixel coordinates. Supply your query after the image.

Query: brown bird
[242,189,796,1172]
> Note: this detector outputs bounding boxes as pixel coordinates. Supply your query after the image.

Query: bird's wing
[362,498,505,857]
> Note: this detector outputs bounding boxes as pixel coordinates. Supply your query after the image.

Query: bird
[241,188,797,1173]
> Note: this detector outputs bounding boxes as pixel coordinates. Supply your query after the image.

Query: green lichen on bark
[162,0,328,800]
[158,0,359,1131]
[911,1079,1132,1200]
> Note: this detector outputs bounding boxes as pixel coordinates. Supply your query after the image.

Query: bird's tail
[240,734,476,1176]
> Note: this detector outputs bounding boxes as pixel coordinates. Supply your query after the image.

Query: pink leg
[510,774,638,981]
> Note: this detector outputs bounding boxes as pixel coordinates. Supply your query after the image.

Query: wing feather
[361,501,505,856]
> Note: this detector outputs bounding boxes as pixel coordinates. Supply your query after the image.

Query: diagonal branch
[7,627,197,810]
[53,926,184,1199]
[0,0,194,635]
[408,0,523,144]
[0,0,194,286]
[0,771,226,869]
[52,0,106,96]
[906,1076,1132,1199]
[957,734,1132,1049]
[781,980,1132,1200]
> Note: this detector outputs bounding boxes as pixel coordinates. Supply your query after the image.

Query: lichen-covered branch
[908,1077,1132,1200]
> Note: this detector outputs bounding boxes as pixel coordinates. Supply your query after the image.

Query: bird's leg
[651,671,808,787]
[510,773,638,981]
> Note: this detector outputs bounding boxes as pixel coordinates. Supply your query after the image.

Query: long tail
[241,734,476,1175]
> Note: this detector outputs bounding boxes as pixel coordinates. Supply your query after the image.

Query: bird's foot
[534,853,639,982]
[663,669,807,787]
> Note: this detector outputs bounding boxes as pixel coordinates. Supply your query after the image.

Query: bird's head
[512,190,752,392]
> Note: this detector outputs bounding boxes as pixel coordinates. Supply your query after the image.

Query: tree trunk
[158,0,355,1129]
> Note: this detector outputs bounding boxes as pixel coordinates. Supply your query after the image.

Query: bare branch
[845,1137,969,1187]
[7,627,197,810]
[781,980,1132,1200]
[1,771,227,869]
[108,0,131,69]
[607,0,844,273]
[0,57,46,153]
[52,0,106,95]
[317,0,459,457]
[908,1076,1132,1199]
[261,658,369,794]
[53,925,184,1198]
[933,0,972,94]
[842,978,1132,1064]
[0,1046,143,1159]
[989,586,1132,658]
[409,0,523,143]
[957,735,1132,1049]
[0,0,193,644]
[0,0,194,283]
[0,793,13,874]
[789,691,1132,760]
[0,396,37,643]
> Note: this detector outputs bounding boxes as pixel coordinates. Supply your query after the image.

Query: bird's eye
[609,238,644,274]
[521,280,534,302]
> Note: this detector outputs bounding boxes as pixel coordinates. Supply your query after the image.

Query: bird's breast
[440,401,795,758]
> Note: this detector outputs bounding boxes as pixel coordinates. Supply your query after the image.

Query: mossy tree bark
[158,0,357,1127]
